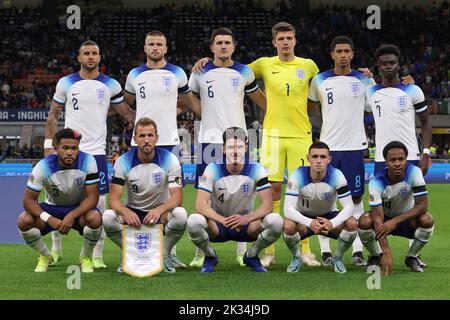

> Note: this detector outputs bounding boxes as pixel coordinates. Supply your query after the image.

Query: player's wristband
[422,148,431,156]
[44,139,53,149]
[40,212,51,222]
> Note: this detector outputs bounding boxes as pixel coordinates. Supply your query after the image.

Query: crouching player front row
[282,141,357,274]
[102,117,187,273]
[18,128,102,273]
[358,141,434,275]
[187,127,283,273]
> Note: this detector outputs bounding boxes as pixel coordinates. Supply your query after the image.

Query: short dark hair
[222,127,248,144]
[330,35,354,51]
[383,141,408,159]
[375,44,401,60]
[79,40,100,54]
[210,27,235,44]
[308,141,330,153]
[134,117,158,135]
[54,128,82,145]
[271,22,295,39]
[145,30,167,41]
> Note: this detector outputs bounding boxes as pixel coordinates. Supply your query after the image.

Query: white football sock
[187,214,215,257]
[80,226,101,258]
[283,232,301,258]
[407,226,434,257]
[51,230,62,253]
[247,213,283,258]
[102,209,122,248]
[318,235,331,253]
[20,228,50,256]
[358,228,378,257]
[334,230,357,259]
[164,207,187,255]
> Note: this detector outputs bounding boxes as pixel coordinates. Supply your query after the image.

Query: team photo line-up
[17,21,434,276]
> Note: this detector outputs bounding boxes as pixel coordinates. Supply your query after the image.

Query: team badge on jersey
[230,77,240,92]
[152,172,163,185]
[320,192,333,201]
[74,177,84,186]
[296,68,305,79]
[397,95,407,109]
[241,183,251,194]
[96,88,106,105]
[350,81,360,95]
[162,76,172,91]
[398,187,409,198]
[135,233,151,253]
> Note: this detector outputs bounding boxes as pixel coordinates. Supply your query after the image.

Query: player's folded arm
[284,194,313,228]
[331,193,354,229]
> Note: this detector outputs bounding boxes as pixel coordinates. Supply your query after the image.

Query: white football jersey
[368,163,427,218]
[309,69,376,151]
[197,162,271,217]
[366,83,427,161]
[111,147,182,212]
[189,61,259,143]
[285,165,351,216]
[125,63,190,146]
[27,151,99,206]
[53,72,124,155]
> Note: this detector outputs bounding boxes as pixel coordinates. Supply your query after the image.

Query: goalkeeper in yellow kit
[247,22,321,267]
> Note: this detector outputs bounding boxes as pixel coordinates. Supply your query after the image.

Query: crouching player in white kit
[102,117,187,273]
[358,141,434,275]
[17,128,102,272]
[187,127,283,273]
[283,141,357,274]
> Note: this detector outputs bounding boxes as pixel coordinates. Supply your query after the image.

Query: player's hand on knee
[376,220,396,240]
[143,209,162,225]
[123,212,141,227]
[192,57,210,74]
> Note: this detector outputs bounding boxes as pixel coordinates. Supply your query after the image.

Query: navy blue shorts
[383,215,416,239]
[210,222,256,243]
[330,150,365,197]
[124,207,162,225]
[195,143,223,187]
[39,203,100,236]
[303,211,340,239]
[374,160,419,176]
[94,155,109,195]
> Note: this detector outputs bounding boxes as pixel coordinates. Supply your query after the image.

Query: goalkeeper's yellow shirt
[248,56,319,138]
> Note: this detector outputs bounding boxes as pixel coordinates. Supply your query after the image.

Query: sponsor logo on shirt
[152,172,163,185]
[74,177,84,186]
[398,187,409,198]
[241,183,250,193]
[397,95,407,109]
[230,77,240,92]
[320,191,333,201]
[296,68,305,79]
[96,88,106,105]
[350,81,360,95]
[162,76,172,91]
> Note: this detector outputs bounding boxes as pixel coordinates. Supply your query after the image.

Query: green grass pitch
[1,184,449,300]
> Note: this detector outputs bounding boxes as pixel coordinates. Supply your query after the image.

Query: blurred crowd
[0,1,449,159]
